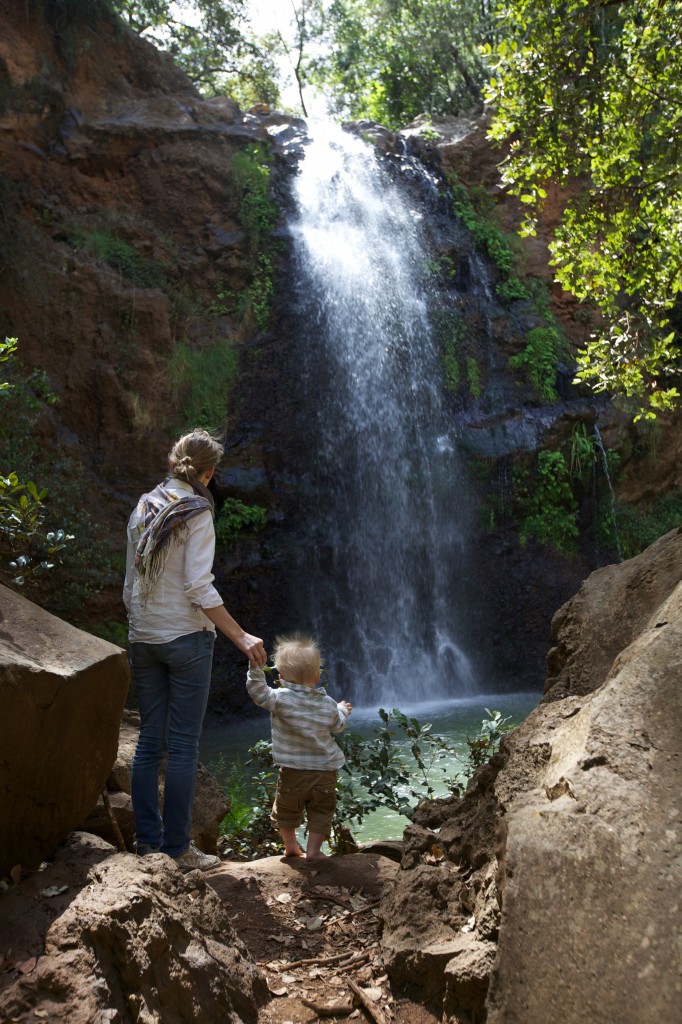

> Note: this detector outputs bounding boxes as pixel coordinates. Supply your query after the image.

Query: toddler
[246,633,352,859]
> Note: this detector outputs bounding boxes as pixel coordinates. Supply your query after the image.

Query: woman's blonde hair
[273,633,322,684]
[168,428,223,483]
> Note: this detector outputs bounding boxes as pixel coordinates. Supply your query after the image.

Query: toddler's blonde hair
[273,633,322,684]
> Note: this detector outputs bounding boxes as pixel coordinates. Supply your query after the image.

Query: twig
[295,950,370,970]
[345,899,381,919]
[346,978,390,1024]
[301,996,354,1017]
[262,950,370,970]
[307,890,353,910]
[101,788,126,852]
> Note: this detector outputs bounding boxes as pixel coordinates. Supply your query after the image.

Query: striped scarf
[133,479,213,604]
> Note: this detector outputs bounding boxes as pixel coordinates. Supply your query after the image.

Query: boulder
[544,526,682,700]
[0,586,129,876]
[443,936,497,1020]
[0,835,268,1023]
[81,708,230,854]
[381,529,682,1023]
[487,574,682,1024]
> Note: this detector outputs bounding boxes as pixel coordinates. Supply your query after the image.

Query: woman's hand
[236,632,267,667]
[201,604,267,665]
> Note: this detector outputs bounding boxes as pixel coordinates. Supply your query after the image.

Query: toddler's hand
[340,700,353,714]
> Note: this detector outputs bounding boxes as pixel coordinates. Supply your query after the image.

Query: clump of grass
[69,228,166,289]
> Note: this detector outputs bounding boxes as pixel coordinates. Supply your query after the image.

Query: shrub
[216,706,513,858]
[232,144,278,254]
[215,498,267,546]
[510,324,567,403]
[450,181,516,276]
[68,228,166,288]
[517,450,579,554]
[609,491,682,560]
[0,340,120,613]
[442,316,466,394]
[168,337,238,431]
[0,338,74,585]
[496,275,531,303]
[569,422,598,484]
[230,144,280,331]
[466,357,482,399]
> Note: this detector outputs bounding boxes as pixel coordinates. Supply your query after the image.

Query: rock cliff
[381,528,682,1023]
[2,0,682,705]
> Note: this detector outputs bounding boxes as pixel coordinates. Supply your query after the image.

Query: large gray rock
[487,575,682,1024]
[0,835,268,1023]
[0,586,129,875]
[544,526,682,700]
[381,529,682,1023]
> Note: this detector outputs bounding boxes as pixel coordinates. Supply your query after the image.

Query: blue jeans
[130,631,215,857]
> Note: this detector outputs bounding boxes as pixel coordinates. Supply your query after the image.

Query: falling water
[287,123,474,706]
[594,424,623,562]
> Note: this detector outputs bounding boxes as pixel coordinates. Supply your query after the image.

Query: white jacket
[123,478,222,643]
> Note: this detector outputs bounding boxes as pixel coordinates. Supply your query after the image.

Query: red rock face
[0,4,253,492]
[0,3,282,640]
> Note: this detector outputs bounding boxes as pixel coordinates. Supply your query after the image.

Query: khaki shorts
[271,766,338,835]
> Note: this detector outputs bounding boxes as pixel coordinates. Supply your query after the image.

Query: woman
[123,428,266,871]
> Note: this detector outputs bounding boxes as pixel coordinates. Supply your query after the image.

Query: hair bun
[168,428,223,483]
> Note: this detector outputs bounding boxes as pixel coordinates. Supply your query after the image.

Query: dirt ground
[0,840,439,1024]
[207,852,439,1024]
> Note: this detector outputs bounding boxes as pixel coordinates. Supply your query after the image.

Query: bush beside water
[210,706,512,859]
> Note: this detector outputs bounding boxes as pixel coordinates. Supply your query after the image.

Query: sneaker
[174,841,221,873]
[135,843,161,856]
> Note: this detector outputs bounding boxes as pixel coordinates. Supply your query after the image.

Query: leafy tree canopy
[306,0,495,127]
[110,0,281,104]
[486,0,682,418]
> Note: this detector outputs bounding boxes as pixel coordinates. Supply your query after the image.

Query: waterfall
[286,122,474,707]
[594,424,623,562]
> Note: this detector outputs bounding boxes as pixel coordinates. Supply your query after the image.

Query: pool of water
[199,691,540,843]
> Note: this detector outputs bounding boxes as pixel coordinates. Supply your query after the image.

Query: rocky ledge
[0,833,269,1023]
[1,531,680,1023]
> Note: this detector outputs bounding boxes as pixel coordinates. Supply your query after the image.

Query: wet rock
[343,119,407,156]
[0,586,129,876]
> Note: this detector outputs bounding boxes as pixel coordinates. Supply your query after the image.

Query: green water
[199,691,540,843]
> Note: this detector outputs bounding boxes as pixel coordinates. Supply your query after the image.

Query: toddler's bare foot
[284,846,304,858]
[305,850,328,860]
